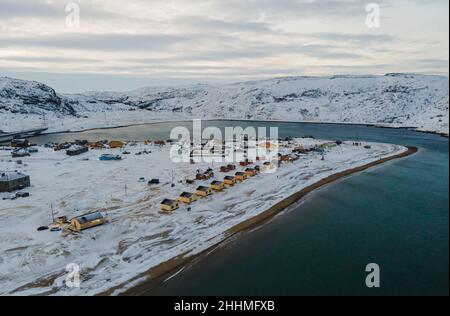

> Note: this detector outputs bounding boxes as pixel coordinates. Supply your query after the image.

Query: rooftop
[74,211,104,224]
[161,199,176,205]
[0,171,29,182]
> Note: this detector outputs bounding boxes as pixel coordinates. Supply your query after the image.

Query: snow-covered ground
[1,74,448,136]
[0,138,407,295]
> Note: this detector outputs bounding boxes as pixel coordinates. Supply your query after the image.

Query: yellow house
[89,141,105,149]
[109,140,125,149]
[235,172,247,181]
[178,192,197,204]
[70,211,105,232]
[223,176,236,186]
[196,186,212,197]
[160,199,179,212]
[210,181,225,191]
[245,168,257,177]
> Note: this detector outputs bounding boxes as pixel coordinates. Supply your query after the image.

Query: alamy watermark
[169,119,280,173]
[65,2,80,28]
[65,263,81,288]
[366,3,381,28]
[365,263,381,288]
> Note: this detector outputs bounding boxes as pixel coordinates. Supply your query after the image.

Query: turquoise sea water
[32,121,449,295]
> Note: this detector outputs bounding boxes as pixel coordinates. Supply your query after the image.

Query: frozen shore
[0,138,410,295]
[1,110,448,138]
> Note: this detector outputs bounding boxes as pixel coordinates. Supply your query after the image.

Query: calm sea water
[32,121,449,295]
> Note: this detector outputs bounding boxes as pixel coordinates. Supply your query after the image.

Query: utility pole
[50,203,55,224]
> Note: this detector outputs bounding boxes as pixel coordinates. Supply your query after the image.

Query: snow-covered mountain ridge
[0,74,448,135]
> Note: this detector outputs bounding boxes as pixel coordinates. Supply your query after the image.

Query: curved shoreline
[30,118,449,138]
[100,146,418,296]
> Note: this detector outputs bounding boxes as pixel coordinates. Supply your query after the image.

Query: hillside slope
[0,74,448,135]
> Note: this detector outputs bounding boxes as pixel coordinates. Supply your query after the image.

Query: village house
[280,155,294,163]
[89,141,105,149]
[235,171,247,181]
[223,175,236,186]
[154,140,166,146]
[11,139,31,148]
[245,168,257,177]
[109,140,125,149]
[210,181,225,191]
[196,186,212,197]
[0,171,30,192]
[70,211,106,232]
[179,192,197,204]
[148,179,160,185]
[66,145,89,156]
[220,166,231,173]
[11,148,30,158]
[160,199,179,212]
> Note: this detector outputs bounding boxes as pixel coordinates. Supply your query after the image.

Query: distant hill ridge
[0,74,448,134]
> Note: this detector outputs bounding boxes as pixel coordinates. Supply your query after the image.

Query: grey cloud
[0,33,188,51]
[0,0,60,18]
[308,33,397,44]
[0,56,100,63]
[0,0,119,19]
[173,16,273,33]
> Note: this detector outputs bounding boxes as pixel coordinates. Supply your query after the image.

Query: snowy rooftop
[0,171,28,182]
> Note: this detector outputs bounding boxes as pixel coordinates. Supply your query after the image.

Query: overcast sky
[0,0,448,92]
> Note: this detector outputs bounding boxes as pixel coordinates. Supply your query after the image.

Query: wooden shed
[11,139,31,148]
[210,181,225,191]
[160,199,179,212]
[235,172,247,181]
[223,176,236,186]
[179,192,197,204]
[245,168,257,177]
[70,211,105,232]
[196,186,212,197]
[109,141,125,149]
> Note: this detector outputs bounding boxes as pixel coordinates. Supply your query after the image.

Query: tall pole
[50,203,55,224]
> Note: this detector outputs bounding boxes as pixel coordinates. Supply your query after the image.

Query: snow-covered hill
[0,77,76,116]
[0,74,448,135]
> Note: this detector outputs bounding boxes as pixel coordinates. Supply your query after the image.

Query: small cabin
[160,199,179,212]
[148,179,160,185]
[220,166,231,173]
[223,176,236,186]
[66,145,89,156]
[0,171,31,192]
[11,139,31,148]
[227,164,236,171]
[196,186,212,197]
[154,140,166,146]
[90,141,105,149]
[245,168,257,177]
[179,192,197,204]
[210,181,225,191]
[70,211,105,232]
[280,155,293,163]
[235,172,247,181]
[263,161,275,169]
[11,149,30,158]
[109,141,125,149]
